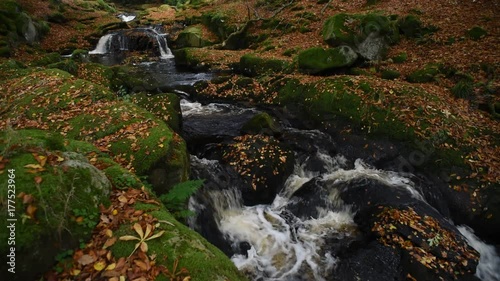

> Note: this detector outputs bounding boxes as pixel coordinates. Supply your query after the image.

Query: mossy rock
[220,134,295,205]
[71,49,89,61]
[239,54,291,77]
[241,112,281,136]
[397,15,437,38]
[174,25,215,48]
[130,92,182,132]
[31,52,61,66]
[0,69,187,180]
[406,63,440,83]
[297,46,358,74]
[172,47,207,70]
[47,59,78,75]
[467,26,487,41]
[392,52,407,63]
[200,10,237,40]
[109,200,248,281]
[0,129,112,281]
[0,58,31,80]
[322,13,399,47]
[381,69,401,80]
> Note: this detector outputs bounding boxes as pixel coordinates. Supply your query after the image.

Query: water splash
[458,226,500,281]
[89,34,115,55]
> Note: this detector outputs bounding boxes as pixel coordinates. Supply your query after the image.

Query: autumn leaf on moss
[119,223,165,258]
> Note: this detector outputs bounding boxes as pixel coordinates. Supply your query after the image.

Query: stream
[88,31,500,281]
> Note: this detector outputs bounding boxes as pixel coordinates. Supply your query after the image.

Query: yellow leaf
[119,235,140,241]
[105,229,113,237]
[144,224,152,238]
[158,143,164,148]
[70,269,81,276]
[24,164,43,169]
[112,209,118,215]
[146,230,165,241]
[106,263,116,271]
[133,223,144,239]
[94,260,106,271]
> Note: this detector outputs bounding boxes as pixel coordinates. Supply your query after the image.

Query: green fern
[159,180,204,220]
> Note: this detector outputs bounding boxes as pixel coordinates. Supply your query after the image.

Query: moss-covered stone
[174,25,215,48]
[392,52,407,63]
[241,112,281,136]
[297,46,358,74]
[322,13,399,47]
[130,92,182,132]
[239,54,291,77]
[31,52,61,66]
[397,15,437,38]
[0,69,187,181]
[0,129,112,281]
[406,63,440,83]
[172,47,207,70]
[200,10,237,40]
[467,26,487,41]
[110,201,248,281]
[47,59,78,75]
[381,68,401,80]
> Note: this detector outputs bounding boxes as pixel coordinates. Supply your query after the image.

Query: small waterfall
[117,13,136,22]
[458,226,500,281]
[89,27,174,59]
[89,34,115,55]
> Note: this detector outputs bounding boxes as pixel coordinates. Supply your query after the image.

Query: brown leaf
[140,241,148,253]
[103,237,117,249]
[134,259,149,271]
[78,254,96,265]
[26,204,37,220]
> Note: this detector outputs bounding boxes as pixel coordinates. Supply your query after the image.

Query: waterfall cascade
[89,27,173,59]
[182,99,500,281]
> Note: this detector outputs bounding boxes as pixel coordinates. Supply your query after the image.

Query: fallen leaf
[103,237,117,249]
[78,254,95,265]
[94,260,106,271]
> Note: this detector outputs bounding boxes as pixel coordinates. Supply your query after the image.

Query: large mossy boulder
[0,68,189,194]
[130,92,182,133]
[297,46,358,74]
[239,54,292,77]
[0,129,112,281]
[241,112,282,136]
[321,13,399,60]
[174,25,215,48]
[407,63,441,83]
[219,135,295,205]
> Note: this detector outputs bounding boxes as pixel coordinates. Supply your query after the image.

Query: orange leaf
[103,237,117,249]
[26,204,37,219]
[134,259,149,271]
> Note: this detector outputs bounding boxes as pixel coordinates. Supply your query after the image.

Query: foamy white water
[459,226,500,281]
[89,34,114,54]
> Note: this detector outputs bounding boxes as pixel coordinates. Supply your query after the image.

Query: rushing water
[181,99,500,281]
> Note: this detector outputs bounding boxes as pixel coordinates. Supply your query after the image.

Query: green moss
[397,15,438,38]
[392,52,407,63]
[297,46,358,74]
[175,26,214,48]
[200,10,236,40]
[47,59,78,75]
[110,201,247,281]
[239,54,291,77]
[451,80,474,99]
[130,93,182,132]
[322,13,399,47]
[31,52,62,66]
[241,112,281,135]
[381,69,401,80]
[407,64,440,83]
[0,129,111,280]
[467,26,487,41]
[103,164,142,189]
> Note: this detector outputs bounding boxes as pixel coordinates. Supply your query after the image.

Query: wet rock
[241,112,282,136]
[337,178,480,281]
[219,135,295,205]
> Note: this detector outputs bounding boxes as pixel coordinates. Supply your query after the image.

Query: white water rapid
[183,83,499,281]
[459,226,500,281]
